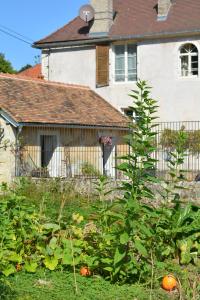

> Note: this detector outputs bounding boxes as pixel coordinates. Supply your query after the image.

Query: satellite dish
[79,4,95,23]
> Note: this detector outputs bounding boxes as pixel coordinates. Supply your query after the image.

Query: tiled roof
[34,0,200,46]
[18,64,43,79]
[0,74,127,126]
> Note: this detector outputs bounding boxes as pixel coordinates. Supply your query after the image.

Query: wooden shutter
[96,45,109,87]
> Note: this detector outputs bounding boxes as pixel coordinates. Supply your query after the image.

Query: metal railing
[15,121,200,181]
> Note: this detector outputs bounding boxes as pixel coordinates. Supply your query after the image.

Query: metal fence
[15,124,129,180]
[155,121,200,181]
[15,121,200,181]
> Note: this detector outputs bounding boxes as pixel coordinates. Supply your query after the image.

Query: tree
[0,53,16,74]
[18,64,32,73]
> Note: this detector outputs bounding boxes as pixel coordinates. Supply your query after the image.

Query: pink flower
[99,136,112,146]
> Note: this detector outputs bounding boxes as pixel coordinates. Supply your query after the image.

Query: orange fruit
[162,275,177,291]
[80,266,91,277]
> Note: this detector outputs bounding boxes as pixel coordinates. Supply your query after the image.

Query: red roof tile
[35,0,200,46]
[0,74,127,126]
[19,64,43,79]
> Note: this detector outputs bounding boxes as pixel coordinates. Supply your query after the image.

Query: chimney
[157,0,172,20]
[90,0,113,37]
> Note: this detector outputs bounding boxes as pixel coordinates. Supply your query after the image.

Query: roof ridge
[0,73,90,90]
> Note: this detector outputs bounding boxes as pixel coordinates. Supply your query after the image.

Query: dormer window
[114,44,137,82]
[180,43,198,77]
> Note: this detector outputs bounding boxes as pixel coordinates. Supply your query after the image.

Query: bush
[81,162,101,177]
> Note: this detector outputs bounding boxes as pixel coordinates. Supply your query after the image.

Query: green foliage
[0,189,92,277]
[81,162,101,177]
[4,269,179,300]
[154,203,200,264]
[18,64,32,73]
[161,127,188,202]
[0,80,199,299]
[79,81,160,282]
[118,81,159,201]
[73,81,200,284]
[0,53,16,74]
[11,177,95,222]
[160,127,200,154]
[93,175,112,202]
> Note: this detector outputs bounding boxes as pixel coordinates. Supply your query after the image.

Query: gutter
[18,122,129,130]
[33,28,200,49]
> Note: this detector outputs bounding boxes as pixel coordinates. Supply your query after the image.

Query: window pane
[124,109,133,118]
[191,55,198,75]
[115,45,125,82]
[181,55,189,76]
[127,44,137,81]
[180,43,198,77]
[191,44,198,53]
[180,43,198,54]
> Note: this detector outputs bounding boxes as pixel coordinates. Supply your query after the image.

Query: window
[180,43,198,77]
[123,108,133,119]
[114,44,137,82]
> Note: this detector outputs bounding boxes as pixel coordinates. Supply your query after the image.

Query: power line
[0,24,34,43]
[0,27,32,45]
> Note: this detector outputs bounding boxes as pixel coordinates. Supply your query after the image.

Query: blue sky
[0,0,86,70]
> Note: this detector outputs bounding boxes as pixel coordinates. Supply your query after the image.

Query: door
[40,134,60,177]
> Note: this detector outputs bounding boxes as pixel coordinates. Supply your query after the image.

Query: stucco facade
[41,35,200,121]
[0,117,16,182]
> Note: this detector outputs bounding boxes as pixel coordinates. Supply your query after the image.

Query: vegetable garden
[0,81,199,299]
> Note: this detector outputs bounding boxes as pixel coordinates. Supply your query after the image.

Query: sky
[0,0,86,71]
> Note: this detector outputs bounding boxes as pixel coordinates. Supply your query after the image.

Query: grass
[1,269,176,300]
[9,177,97,222]
[1,263,199,300]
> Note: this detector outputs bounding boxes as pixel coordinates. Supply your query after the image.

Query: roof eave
[0,109,19,128]
[33,28,200,49]
[19,122,129,130]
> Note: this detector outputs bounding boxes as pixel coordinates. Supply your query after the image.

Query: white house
[34,0,200,122]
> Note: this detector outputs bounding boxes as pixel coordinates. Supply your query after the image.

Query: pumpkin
[162,275,177,291]
[80,266,91,277]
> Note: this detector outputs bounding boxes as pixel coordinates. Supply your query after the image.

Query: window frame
[179,43,199,78]
[112,43,137,84]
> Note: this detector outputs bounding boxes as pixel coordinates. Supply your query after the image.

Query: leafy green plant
[1,80,199,300]
[118,80,159,199]
[78,81,160,283]
[77,81,200,284]
[81,162,100,177]
[93,175,112,202]
[0,191,87,277]
[161,127,188,203]
[160,127,200,154]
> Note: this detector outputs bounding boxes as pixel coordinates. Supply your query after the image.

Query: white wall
[42,36,200,121]
[138,36,200,121]
[42,46,96,87]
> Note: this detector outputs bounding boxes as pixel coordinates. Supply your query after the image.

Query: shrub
[81,162,100,177]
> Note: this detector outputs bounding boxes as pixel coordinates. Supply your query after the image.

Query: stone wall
[31,177,200,204]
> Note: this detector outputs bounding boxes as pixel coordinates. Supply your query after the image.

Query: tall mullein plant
[118,80,159,202]
[163,128,188,203]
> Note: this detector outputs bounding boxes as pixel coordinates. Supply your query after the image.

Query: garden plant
[0,81,199,299]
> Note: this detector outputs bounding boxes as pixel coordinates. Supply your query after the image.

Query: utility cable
[0,27,32,45]
[0,23,34,42]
